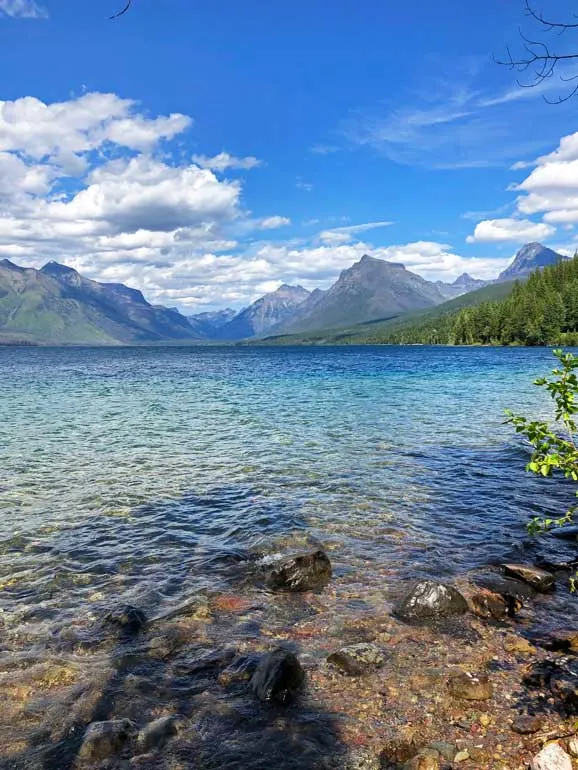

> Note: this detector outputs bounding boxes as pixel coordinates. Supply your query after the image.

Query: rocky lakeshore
[1,540,577,770]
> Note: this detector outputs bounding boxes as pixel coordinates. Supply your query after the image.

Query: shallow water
[1,345,577,768]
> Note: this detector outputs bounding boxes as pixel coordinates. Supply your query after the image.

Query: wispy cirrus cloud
[344,67,576,170]
[0,0,47,18]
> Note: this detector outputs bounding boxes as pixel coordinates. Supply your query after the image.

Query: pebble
[568,736,578,757]
[454,749,470,762]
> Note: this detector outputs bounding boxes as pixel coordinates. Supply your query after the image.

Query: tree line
[378,254,578,347]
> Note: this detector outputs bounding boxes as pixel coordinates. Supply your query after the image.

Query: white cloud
[192,152,262,171]
[0,0,47,18]
[258,216,291,230]
[466,218,555,244]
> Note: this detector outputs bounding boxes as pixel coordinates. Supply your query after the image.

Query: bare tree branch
[498,1,578,102]
[109,0,132,19]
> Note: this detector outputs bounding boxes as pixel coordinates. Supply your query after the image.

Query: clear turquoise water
[0,345,576,626]
[1,345,578,769]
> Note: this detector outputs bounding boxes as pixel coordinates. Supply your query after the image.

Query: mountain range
[0,242,566,345]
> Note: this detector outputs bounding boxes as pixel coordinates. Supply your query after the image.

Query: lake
[1,345,577,769]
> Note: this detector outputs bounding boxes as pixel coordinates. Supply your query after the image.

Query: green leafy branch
[506,349,578,536]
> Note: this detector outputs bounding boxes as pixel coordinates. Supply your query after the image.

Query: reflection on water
[1,345,577,767]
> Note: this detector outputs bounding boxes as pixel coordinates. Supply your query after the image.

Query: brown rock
[503,563,555,593]
[448,671,493,700]
[470,589,508,620]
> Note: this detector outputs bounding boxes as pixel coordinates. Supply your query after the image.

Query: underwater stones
[78,719,136,762]
[263,548,332,592]
[535,629,578,654]
[104,605,147,636]
[530,743,572,770]
[136,715,183,752]
[251,647,304,704]
[393,580,468,624]
[327,642,387,676]
[470,589,509,620]
[447,671,493,700]
[503,563,555,593]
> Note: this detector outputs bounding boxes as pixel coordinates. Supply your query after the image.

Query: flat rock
[79,719,136,762]
[251,647,304,704]
[327,643,387,676]
[503,563,555,593]
[470,589,508,620]
[263,549,332,592]
[393,580,468,624]
[530,743,572,770]
[511,715,544,734]
[448,671,493,700]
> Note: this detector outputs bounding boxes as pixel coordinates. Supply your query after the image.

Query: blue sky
[1,0,578,310]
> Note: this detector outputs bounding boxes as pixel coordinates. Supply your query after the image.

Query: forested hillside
[379,254,578,346]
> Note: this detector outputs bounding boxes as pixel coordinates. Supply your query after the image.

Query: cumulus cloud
[0,90,510,312]
[0,93,191,168]
[192,152,262,171]
[0,0,47,18]
[466,217,555,244]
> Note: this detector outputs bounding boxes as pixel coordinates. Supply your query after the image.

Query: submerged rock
[262,548,332,592]
[473,573,533,611]
[218,653,260,687]
[393,580,468,624]
[251,648,304,704]
[404,749,440,770]
[448,671,493,700]
[136,715,182,752]
[530,743,572,770]
[327,643,387,676]
[470,589,508,620]
[511,714,543,734]
[503,563,555,593]
[104,605,147,636]
[551,525,578,541]
[535,629,578,654]
[503,633,536,656]
[79,719,136,761]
